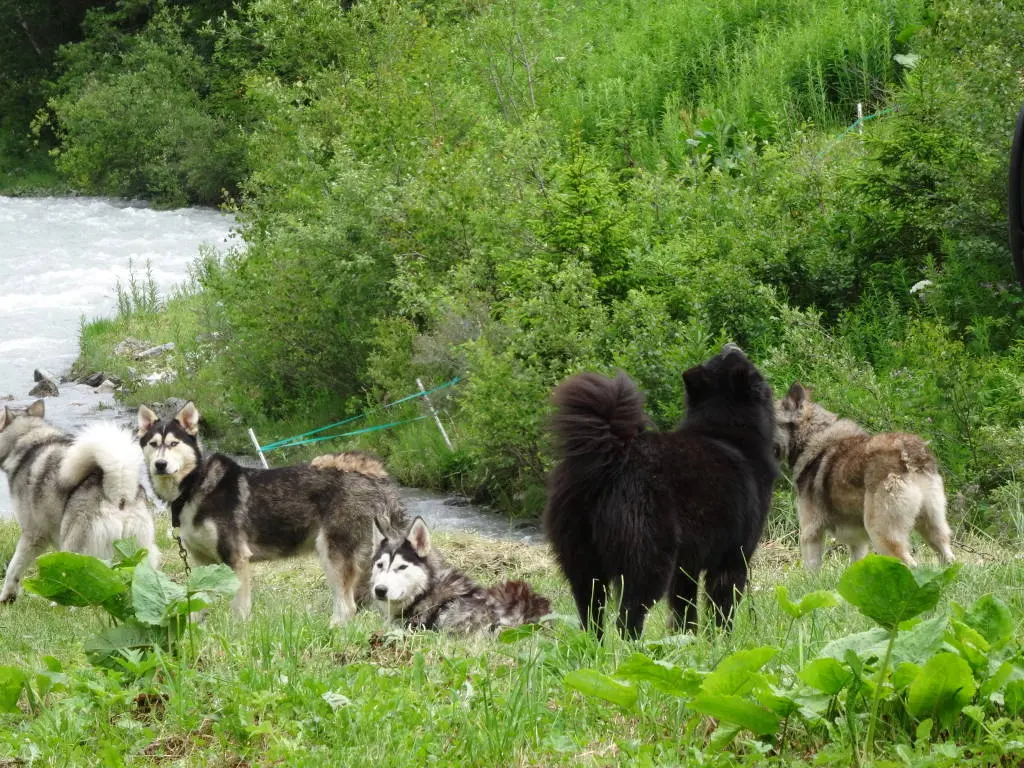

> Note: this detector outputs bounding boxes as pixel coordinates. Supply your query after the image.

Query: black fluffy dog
[543,344,778,638]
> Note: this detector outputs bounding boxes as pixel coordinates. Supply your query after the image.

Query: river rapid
[0,196,537,542]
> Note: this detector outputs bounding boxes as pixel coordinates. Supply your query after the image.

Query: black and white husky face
[137,402,201,501]
[370,517,433,616]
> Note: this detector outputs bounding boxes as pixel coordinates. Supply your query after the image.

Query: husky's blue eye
[167,440,179,448]
[395,564,408,571]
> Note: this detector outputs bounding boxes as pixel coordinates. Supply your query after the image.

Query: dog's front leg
[230,551,253,619]
[797,497,825,571]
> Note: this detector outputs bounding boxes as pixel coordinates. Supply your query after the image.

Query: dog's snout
[373,584,388,600]
[154,459,168,473]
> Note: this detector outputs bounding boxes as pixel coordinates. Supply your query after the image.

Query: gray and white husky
[138,401,407,626]
[0,400,158,602]
[775,382,954,569]
[370,516,551,633]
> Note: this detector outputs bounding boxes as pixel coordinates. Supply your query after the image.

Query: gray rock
[33,368,58,383]
[78,372,106,387]
[113,338,151,358]
[29,378,59,398]
[95,379,118,394]
[135,342,176,360]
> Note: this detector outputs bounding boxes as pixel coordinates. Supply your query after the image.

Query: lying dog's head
[369,517,434,617]
[137,402,201,501]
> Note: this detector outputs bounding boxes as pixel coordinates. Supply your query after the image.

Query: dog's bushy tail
[550,371,647,480]
[487,580,552,626]
[59,422,143,507]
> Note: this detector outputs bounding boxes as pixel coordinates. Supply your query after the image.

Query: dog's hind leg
[122,510,161,570]
[569,575,607,640]
[668,567,700,633]
[705,553,749,629]
[1,534,50,602]
[915,474,954,564]
[865,479,917,567]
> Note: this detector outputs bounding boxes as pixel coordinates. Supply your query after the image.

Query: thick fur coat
[775,382,954,568]
[544,345,778,638]
[370,517,551,633]
[0,400,158,602]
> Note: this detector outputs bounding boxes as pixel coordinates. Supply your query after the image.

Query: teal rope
[264,415,431,452]
[817,106,896,158]
[260,376,460,452]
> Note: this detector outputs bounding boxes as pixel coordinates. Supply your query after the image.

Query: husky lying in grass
[370,517,551,633]
[775,382,954,569]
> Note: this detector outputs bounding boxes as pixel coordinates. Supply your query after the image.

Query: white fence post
[247,427,270,469]
[417,377,454,451]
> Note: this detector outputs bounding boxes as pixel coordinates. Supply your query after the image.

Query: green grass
[2,515,1021,766]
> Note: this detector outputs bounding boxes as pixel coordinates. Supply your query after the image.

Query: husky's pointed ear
[26,400,45,419]
[138,405,159,436]
[783,382,807,410]
[371,518,388,550]
[407,517,431,558]
[175,401,200,435]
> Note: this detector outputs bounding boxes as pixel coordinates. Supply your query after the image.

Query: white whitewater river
[0,196,237,519]
[0,196,539,541]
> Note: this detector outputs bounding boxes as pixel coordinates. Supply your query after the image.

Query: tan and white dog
[775,382,955,569]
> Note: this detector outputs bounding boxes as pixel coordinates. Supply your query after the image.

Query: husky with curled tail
[775,382,954,569]
[544,345,779,639]
[0,400,158,602]
[370,517,551,633]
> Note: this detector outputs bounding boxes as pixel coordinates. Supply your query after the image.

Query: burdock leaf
[615,653,703,697]
[690,693,782,736]
[186,564,239,598]
[564,669,636,708]
[906,652,976,727]
[837,556,958,629]
[132,562,186,626]
[0,666,26,714]
[23,552,126,607]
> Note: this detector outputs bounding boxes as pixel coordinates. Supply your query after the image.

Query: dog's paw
[0,591,18,604]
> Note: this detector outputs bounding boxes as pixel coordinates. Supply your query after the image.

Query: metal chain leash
[176,535,191,579]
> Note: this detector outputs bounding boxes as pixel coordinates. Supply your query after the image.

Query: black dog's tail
[550,371,648,481]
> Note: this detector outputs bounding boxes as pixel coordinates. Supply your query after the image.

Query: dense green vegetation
[6,0,1024,533]
[2,522,1022,766]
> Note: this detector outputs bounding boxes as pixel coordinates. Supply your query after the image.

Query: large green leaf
[906,652,976,727]
[798,658,853,695]
[837,556,959,629]
[84,622,166,668]
[820,615,947,665]
[564,669,637,708]
[0,666,26,714]
[776,586,838,619]
[22,552,126,607]
[700,647,778,696]
[959,595,1013,649]
[132,562,186,626]
[614,653,703,697]
[690,693,782,736]
[186,564,239,597]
